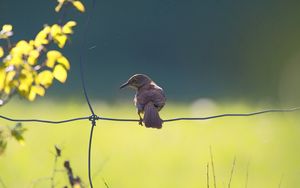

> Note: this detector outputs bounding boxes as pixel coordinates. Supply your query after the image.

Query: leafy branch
[0,0,85,106]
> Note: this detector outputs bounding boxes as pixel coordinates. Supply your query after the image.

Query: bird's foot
[139,118,143,126]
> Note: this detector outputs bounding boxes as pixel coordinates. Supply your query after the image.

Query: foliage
[26,145,84,188]
[53,146,84,188]
[0,0,85,106]
[0,123,26,155]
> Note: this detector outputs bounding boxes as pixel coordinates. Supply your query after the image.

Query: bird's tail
[143,102,163,129]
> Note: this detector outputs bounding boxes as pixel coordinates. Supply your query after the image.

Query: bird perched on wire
[120,74,166,129]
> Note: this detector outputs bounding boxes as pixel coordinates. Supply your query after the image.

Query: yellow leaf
[55,0,65,12]
[4,86,11,94]
[34,26,50,47]
[16,40,33,55]
[57,56,70,70]
[7,56,23,66]
[29,40,35,46]
[27,50,40,65]
[28,89,36,101]
[62,21,77,34]
[0,47,3,58]
[18,83,30,94]
[50,24,62,37]
[0,68,6,90]
[72,1,85,12]
[10,46,23,58]
[53,65,67,83]
[55,5,62,12]
[46,50,62,68]
[0,24,13,39]
[46,59,56,68]
[18,70,34,94]
[20,69,34,85]
[47,50,62,60]
[65,21,77,27]
[62,26,72,34]
[5,71,16,84]
[36,70,53,88]
[2,24,12,32]
[31,85,45,96]
[54,35,67,48]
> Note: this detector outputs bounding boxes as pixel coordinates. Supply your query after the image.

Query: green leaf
[0,139,7,155]
[10,123,26,145]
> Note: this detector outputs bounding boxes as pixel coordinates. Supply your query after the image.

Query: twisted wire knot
[88,114,98,125]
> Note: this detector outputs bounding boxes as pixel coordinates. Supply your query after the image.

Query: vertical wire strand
[88,120,96,188]
[78,0,97,187]
[79,1,96,115]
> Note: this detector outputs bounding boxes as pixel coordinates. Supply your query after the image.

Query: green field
[0,100,299,187]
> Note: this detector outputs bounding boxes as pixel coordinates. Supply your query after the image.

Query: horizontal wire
[164,107,300,122]
[0,107,299,124]
[97,107,300,122]
[97,107,300,123]
[0,115,89,124]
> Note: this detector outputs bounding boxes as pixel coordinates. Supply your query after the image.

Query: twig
[210,146,217,188]
[278,173,284,188]
[102,178,110,188]
[50,145,61,188]
[29,177,51,188]
[0,177,6,188]
[228,156,236,188]
[50,156,58,188]
[245,161,250,188]
[92,157,110,179]
[206,163,210,188]
[64,161,83,187]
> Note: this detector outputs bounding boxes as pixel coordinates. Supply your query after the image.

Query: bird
[120,74,166,129]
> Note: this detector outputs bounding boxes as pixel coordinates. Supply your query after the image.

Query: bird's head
[120,74,152,90]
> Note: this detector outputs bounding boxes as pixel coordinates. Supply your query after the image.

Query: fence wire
[78,0,97,187]
[1,107,299,125]
[0,0,300,188]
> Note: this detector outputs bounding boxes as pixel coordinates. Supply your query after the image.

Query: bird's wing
[137,88,165,110]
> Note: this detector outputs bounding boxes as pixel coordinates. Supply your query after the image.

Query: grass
[0,99,299,187]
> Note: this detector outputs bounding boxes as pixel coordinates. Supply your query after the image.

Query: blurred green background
[1,101,300,187]
[1,0,300,102]
[1,1,300,188]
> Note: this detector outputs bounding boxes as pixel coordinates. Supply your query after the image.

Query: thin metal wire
[88,120,96,188]
[0,107,299,125]
[79,0,96,116]
[96,107,300,123]
[163,107,300,122]
[0,115,89,124]
[78,0,97,187]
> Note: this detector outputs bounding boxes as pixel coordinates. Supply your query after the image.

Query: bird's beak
[120,81,129,89]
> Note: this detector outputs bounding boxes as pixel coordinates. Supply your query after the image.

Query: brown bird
[120,74,166,129]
